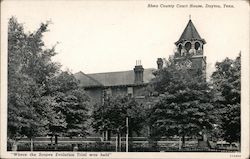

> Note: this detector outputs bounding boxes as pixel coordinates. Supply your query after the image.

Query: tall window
[127,87,133,97]
[178,44,182,55]
[195,42,200,50]
[185,42,191,53]
[106,88,112,96]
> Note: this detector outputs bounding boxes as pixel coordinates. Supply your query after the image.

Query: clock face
[175,59,192,70]
[185,60,192,68]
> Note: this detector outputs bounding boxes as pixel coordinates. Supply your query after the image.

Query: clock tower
[174,18,207,77]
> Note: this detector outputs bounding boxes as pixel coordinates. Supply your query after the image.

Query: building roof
[74,71,103,87]
[74,68,156,88]
[175,20,206,45]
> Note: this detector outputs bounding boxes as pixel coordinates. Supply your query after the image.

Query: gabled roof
[175,20,205,45]
[74,68,156,88]
[74,71,103,87]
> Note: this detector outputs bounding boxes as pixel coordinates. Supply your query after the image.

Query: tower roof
[175,19,206,45]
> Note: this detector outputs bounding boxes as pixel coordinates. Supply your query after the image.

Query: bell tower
[174,18,206,76]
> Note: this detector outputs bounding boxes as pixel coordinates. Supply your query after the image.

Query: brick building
[74,19,207,138]
[74,62,155,106]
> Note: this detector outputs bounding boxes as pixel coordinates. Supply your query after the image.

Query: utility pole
[126,116,129,152]
[115,132,118,152]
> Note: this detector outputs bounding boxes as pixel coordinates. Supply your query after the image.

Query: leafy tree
[148,57,216,148]
[211,54,241,143]
[38,96,67,136]
[92,95,146,150]
[8,17,90,150]
[8,17,59,147]
[8,74,48,140]
[47,71,90,138]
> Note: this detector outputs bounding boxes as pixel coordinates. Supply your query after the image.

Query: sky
[1,0,249,76]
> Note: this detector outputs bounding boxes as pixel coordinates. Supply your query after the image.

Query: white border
[1,0,249,159]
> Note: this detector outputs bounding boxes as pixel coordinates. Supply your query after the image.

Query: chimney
[157,58,163,69]
[134,60,144,84]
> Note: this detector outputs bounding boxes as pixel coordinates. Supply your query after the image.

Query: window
[127,87,133,97]
[195,42,201,50]
[185,42,191,53]
[102,88,112,102]
[178,44,182,54]
[106,88,112,96]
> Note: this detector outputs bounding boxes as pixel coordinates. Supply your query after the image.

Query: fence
[7,138,239,152]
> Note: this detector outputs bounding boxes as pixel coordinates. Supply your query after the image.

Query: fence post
[179,136,182,150]
[115,134,118,152]
[30,138,33,151]
[119,134,122,152]
[116,131,120,152]
[12,140,18,151]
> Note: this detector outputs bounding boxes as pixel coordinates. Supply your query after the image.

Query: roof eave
[82,82,150,89]
[175,38,206,45]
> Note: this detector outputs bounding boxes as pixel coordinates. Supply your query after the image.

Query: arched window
[178,44,182,54]
[185,42,191,52]
[195,42,201,50]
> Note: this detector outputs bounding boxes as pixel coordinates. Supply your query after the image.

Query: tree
[47,71,90,138]
[8,17,90,151]
[92,95,146,151]
[8,17,60,150]
[148,57,216,148]
[211,54,241,144]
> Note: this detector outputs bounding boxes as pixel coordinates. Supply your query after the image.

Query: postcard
[1,0,249,158]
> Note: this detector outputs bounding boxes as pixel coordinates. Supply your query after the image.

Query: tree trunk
[117,133,121,152]
[105,130,108,141]
[70,136,74,151]
[128,129,133,152]
[30,138,33,151]
[148,137,157,151]
[107,130,111,141]
[50,136,53,145]
[102,131,105,141]
[181,135,185,149]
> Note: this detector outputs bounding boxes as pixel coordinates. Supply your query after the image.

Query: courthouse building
[74,19,207,138]
[75,19,206,105]
[74,62,155,106]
